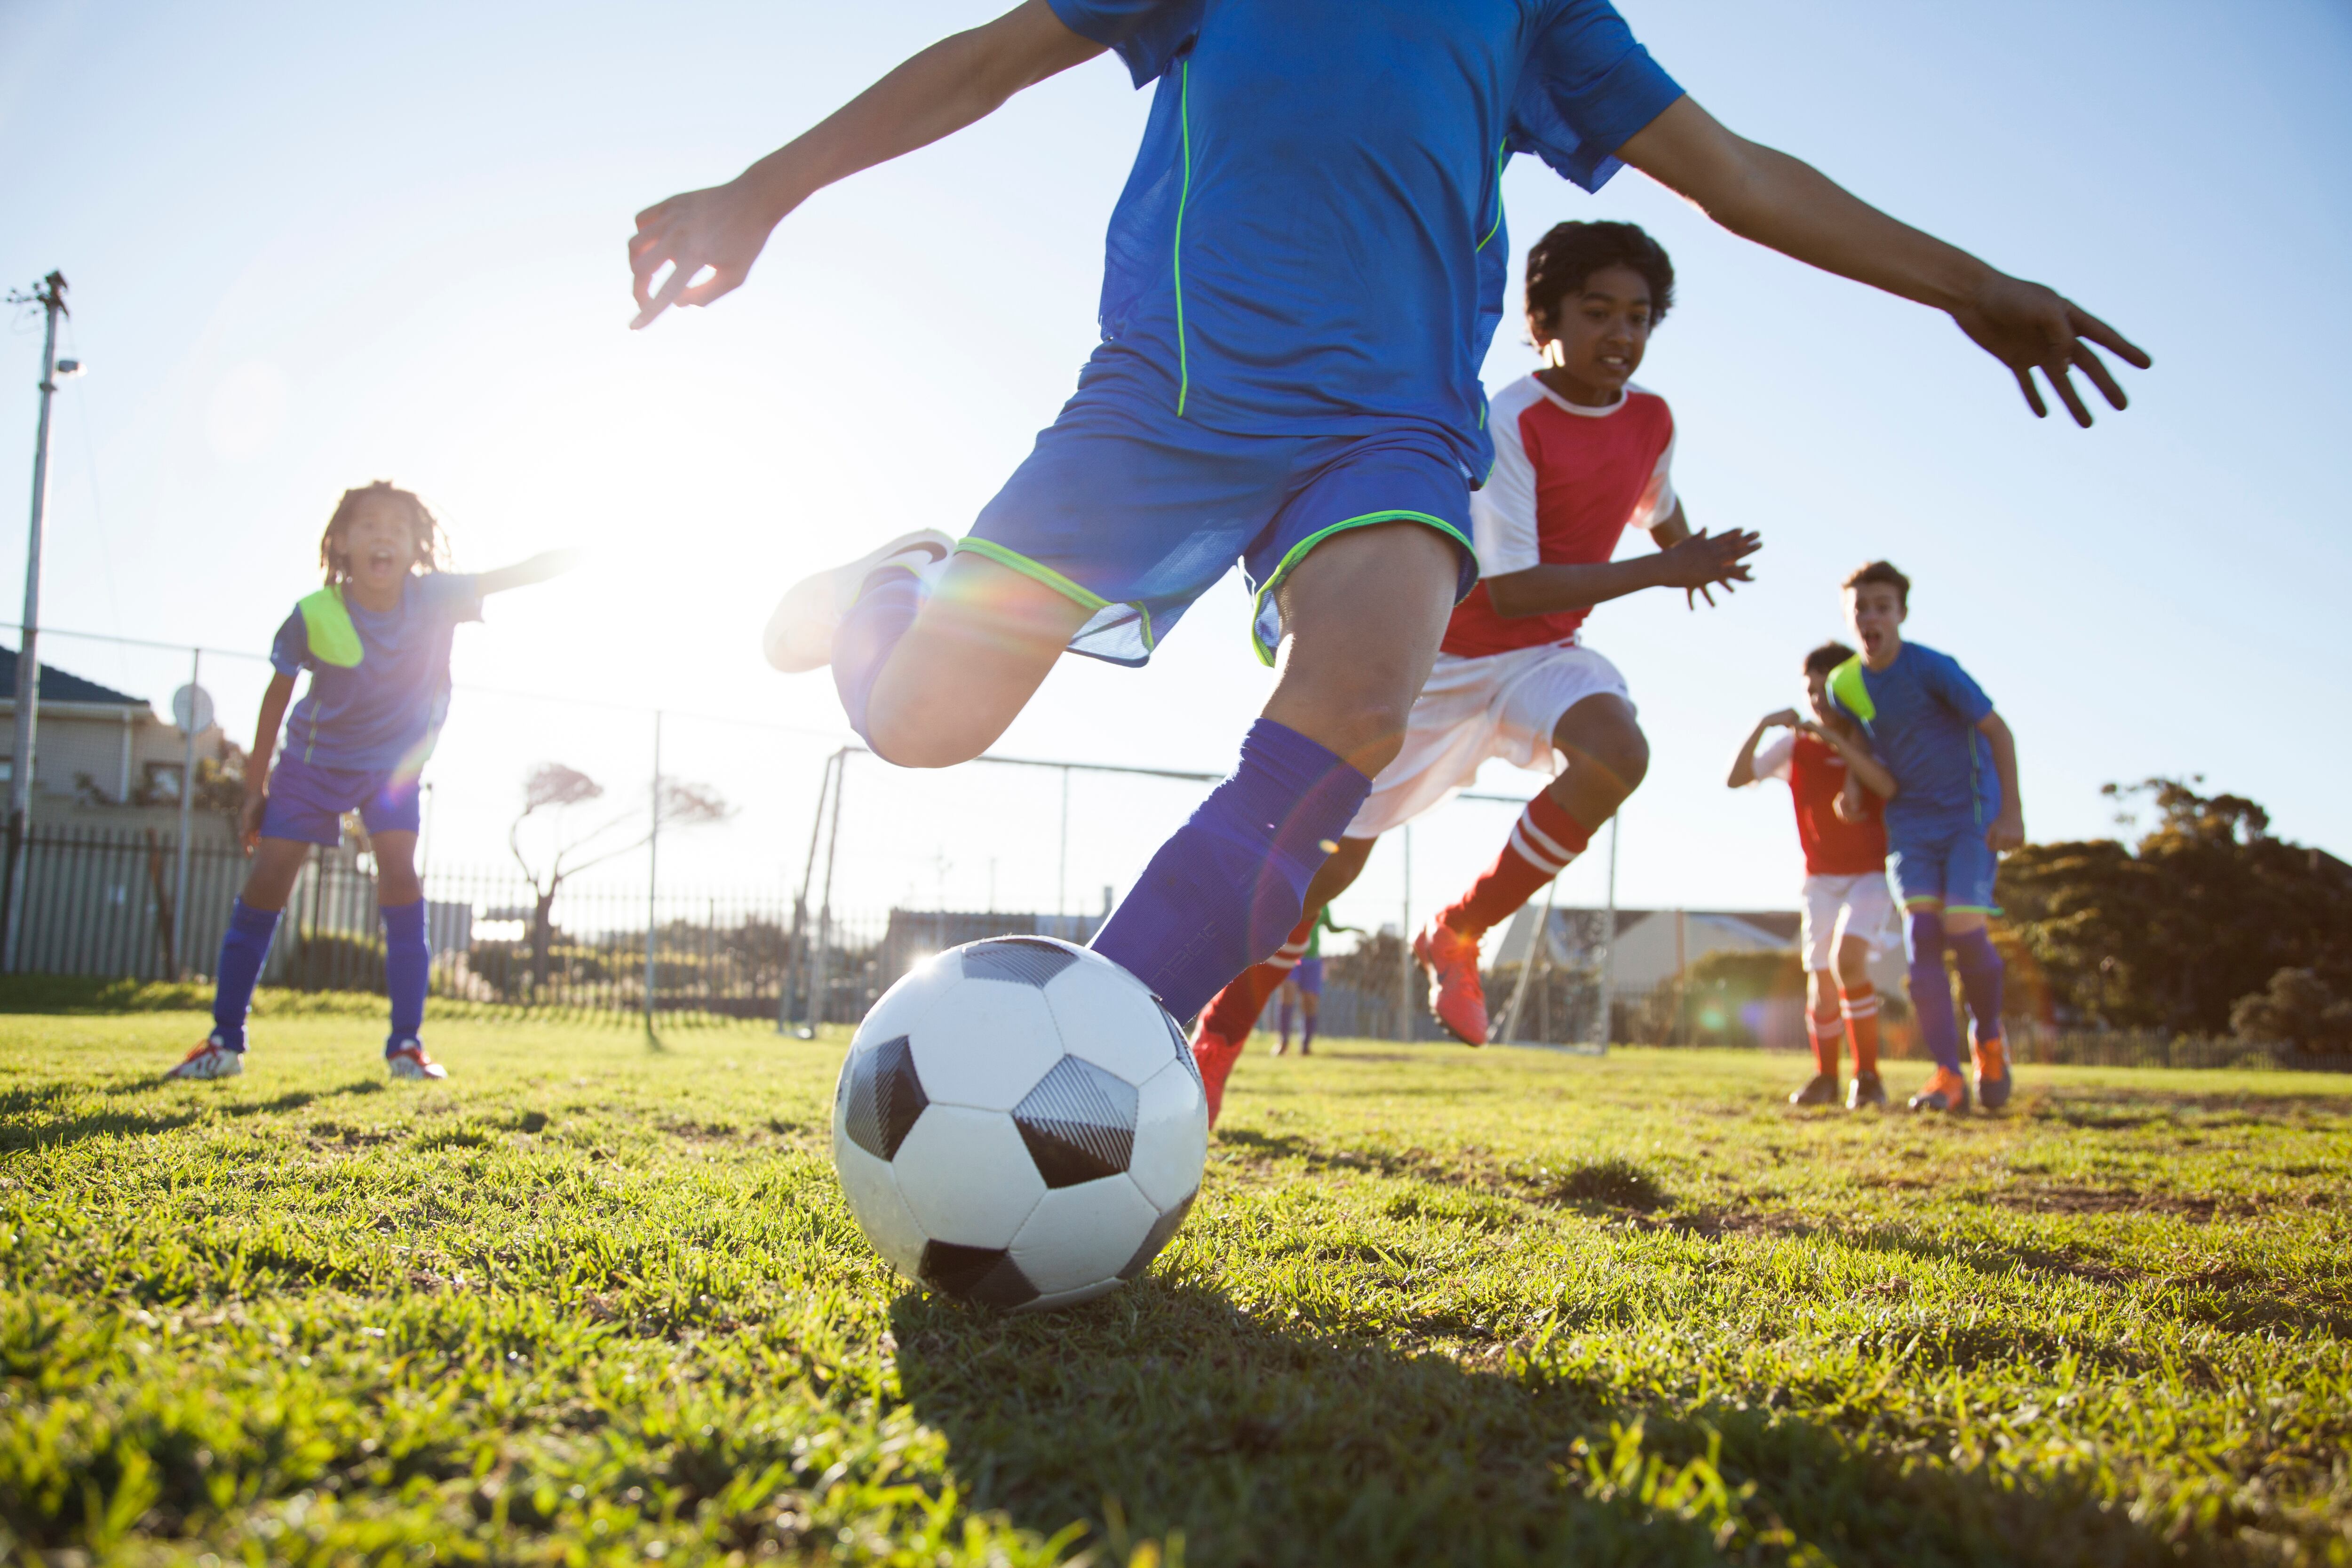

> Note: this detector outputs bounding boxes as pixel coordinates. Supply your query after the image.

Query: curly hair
[1525,220,1675,329]
[318,481,445,586]
[1803,640,1857,677]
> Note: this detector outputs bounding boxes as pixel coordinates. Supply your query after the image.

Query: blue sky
[2,0,2347,938]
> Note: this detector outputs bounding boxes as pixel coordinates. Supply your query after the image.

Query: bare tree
[509,763,731,989]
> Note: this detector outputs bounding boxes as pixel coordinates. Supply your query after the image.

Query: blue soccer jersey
[1045,0,1683,479]
[1828,643,2001,839]
[270,573,483,778]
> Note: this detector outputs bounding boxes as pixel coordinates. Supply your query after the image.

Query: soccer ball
[830,935,1209,1313]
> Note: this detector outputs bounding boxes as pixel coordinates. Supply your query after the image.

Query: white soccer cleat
[167,1036,245,1080]
[762,528,956,673]
[386,1040,449,1081]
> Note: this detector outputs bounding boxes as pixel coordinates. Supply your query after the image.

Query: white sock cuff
[1508,817,1577,875]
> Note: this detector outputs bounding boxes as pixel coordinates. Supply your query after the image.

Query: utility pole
[1,271,68,973]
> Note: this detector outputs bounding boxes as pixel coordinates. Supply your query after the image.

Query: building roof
[0,645,149,708]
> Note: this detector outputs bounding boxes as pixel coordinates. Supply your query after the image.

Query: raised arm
[475,548,585,598]
[1617,98,2150,426]
[240,672,297,853]
[1978,710,2024,850]
[1486,508,1760,620]
[629,1,1104,328]
[1727,709,1798,789]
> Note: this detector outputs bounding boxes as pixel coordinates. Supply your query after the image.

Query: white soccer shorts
[1345,641,1632,840]
[1800,871,1900,971]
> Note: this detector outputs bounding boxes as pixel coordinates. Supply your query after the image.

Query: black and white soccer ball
[831,935,1209,1313]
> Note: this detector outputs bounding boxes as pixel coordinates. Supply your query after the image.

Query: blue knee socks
[1093,719,1369,1023]
[1302,1008,1317,1050]
[832,569,925,745]
[211,898,282,1049]
[381,899,429,1048]
[1278,997,1295,1047]
[1905,908,1963,1073]
[1950,926,2005,1047]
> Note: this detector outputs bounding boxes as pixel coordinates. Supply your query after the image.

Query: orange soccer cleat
[1190,1023,1248,1127]
[1907,1065,1971,1114]
[1972,1035,2013,1111]
[1413,920,1489,1046]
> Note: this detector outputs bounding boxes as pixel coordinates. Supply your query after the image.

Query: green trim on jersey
[1828,655,1876,725]
[296,587,365,669]
[1173,58,1195,418]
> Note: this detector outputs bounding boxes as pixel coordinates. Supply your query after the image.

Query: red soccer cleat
[1907,1066,1971,1114]
[1413,920,1489,1046]
[1191,1023,1247,1127]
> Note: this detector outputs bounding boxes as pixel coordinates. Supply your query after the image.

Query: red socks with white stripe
[1439,792,1593,939]
[1806,1008,1845,1076]
[1195,912,1315,1045]
[1840,983,1881,1076]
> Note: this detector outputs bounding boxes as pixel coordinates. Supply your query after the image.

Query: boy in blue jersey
[168,483,576,1083]
[628,1,2145,1037]
[1829,561,2021,1113]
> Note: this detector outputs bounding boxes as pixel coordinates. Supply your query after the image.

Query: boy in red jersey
[1729,641,1900,1109]
[1189,222,1758,1109]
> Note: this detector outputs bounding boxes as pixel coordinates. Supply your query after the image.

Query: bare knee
[863,707,990,770]
[1551,697,1649,812]
[1834,939,1874,990]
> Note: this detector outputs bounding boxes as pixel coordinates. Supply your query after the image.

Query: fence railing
[10,824,2348,1070]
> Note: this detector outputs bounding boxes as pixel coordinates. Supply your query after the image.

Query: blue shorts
[1887,823,2001,916]
[260,755,422,847]
[1291,957,1324,995]
[964,380,1478,668]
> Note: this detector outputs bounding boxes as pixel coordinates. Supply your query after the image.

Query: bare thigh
[239,837,314,911]
[863,554,1094,769]
[1262,522,1460,778]
[371,830,421,906]
[1545,693,1649,830]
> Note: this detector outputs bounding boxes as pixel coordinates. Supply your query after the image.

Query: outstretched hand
[629,180,785,330]
[1658,527,1762,610]
[1950,273,2150,427]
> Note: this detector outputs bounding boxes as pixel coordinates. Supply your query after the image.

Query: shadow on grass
[1215,1127,1671,1214]
[0,1078,387,1152]
[892,1278,2225,1568]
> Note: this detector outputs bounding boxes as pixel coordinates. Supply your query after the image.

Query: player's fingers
[2011,365,2048,419]
[630,262,692,331]
[676,264,742,309]
[2045,360,2094,427]
[2068,302,2152,369]
[2073,342,2129,411]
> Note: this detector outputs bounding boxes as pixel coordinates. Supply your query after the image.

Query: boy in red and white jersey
[1189,221,1757,1102]
[1729,641,1901,1109]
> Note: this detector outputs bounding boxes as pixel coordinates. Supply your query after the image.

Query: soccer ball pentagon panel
[831,936,1208,1312]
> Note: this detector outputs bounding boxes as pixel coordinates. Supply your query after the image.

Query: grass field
[3,1011,2348,1566]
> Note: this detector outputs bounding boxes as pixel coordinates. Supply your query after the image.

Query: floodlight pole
[0,271,68,974]
[172,648,199,977]
[644,709,661,1035]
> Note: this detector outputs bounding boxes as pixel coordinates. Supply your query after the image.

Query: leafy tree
[509,763,731,990]
[1998,777,2352,1034]
[2230,968,2352,1053]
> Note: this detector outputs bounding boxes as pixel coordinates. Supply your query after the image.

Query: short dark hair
[1804,640,1856,677]
[1843,560,1911,608]
[1525,221,1675,329]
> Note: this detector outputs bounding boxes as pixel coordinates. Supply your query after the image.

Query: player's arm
[1978,709,2025,850]
[240,672,297,854]
[475,548,586,597]
[629,1,1104,328]
[1726,709,1799,789]
[1616,98,2150,427]
[1485,514,1760,620]
[1805,722,1897,801]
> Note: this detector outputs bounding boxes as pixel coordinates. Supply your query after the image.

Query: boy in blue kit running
[168,483,576,1082]
[1830,561,2021,1113]
[629,0,2144,1032]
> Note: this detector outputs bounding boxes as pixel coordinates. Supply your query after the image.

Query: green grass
[3,1013,2349,1566]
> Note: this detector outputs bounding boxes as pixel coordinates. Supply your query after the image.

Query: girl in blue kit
[168,483,576,1082]
[628,0,2146,1051]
